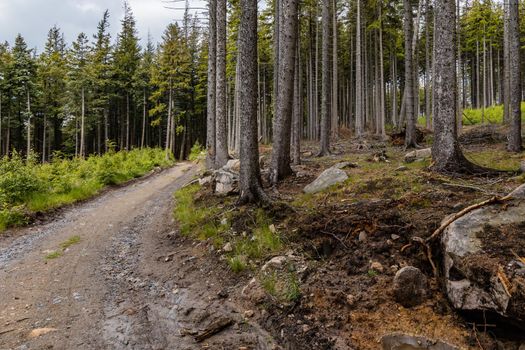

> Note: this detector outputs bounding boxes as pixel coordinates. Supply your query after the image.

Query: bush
[0,148,174,232]
[189,141,205,162]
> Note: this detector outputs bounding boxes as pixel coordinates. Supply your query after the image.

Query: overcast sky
[0,0,207,51]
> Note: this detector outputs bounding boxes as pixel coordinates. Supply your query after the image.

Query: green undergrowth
[261,271,301,303]
[418,102,525,126]
[0,148,174,232]
[174,184,282,273]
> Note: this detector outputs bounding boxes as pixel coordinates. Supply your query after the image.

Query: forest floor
[172,125,525,350]
[1,125,524,350]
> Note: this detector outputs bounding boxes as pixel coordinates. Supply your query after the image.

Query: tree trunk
[126,93,130,150]
[292,38,302,165]
[378,0,386,137]
[215,0,229,167]
[42,114,46,162]
[80,87,85,158]
[331,0,338,139]
[425,0,432,130]
[319,0,331,155]
[206,0,217,169]
[238,0,269,204]
[506,0,522,152]
[404,0,417,147]
[270,0,298,182]
[355,0,363,136]
[432,0,479,173]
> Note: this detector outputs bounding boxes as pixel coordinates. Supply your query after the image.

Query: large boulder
[214,169,238,195]
[442,184,525,324]
[303,167,348,194]
[404,148,432,163]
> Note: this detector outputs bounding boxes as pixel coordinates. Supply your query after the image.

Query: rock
[391,234,400,241]
[404,148,432,163]
[442,184,525,324]
[395,166,408,172]
[214,170,238,195]
[241,278,266,304]
[199,176,212,185]
[508,183,525,199]
[223,159,240,173]
[29,328,57,338]
[370,261,384,273]
[358,231,367,242]
[222,242,233,253]
[302,151,313,157]
[346,294,356,306]
[393,266,428,307]
[303,167,349,194]
[269,224,276,234]
[244,310,254,318]
[220,218,228,226]
[302,324,310,333]
[262,256,288,272]
[519,344,525,350]
[381,333,459,350]
[334,161,359,169]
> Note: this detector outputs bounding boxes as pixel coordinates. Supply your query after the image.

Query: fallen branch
[426,194,512,243]
[194,316,233,342]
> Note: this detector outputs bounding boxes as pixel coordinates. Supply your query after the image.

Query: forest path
[0,163,274,350]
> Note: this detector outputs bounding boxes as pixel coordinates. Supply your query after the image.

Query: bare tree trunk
[206,0,217,168]
[216,0,229,167]
[506,0,522,152]
[355,0,363,136]
[503,5,510,124]
[404,0,417,147]
[378,0,386,138]
[425,0,432,130]
[26,88,31,158]
[456,0,462,132]
[238,0,269,204]
[331,0,338,139]
[270,0,299,182]
[319,0,331,155]
[292,38,302,165]
[432,0,479,173]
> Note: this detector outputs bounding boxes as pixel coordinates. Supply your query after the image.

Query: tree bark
[355,2,363,136]
[215,0,229,167]
[319,0,331,155]
[432,0,481,173]
[331,0,338,139]
[404,0,417,148]
[270,0,298,183]
[292,38,302,165]
[206,0,217,169]
[506,0,522,152]
[238,0,269,204]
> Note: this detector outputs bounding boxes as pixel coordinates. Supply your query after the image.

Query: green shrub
[189,141,205,161]
[0,148,174,233]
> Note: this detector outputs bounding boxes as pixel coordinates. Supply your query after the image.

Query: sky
[0,0,207,52]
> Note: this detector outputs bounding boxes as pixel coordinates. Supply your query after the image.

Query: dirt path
[0,163,276,350]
